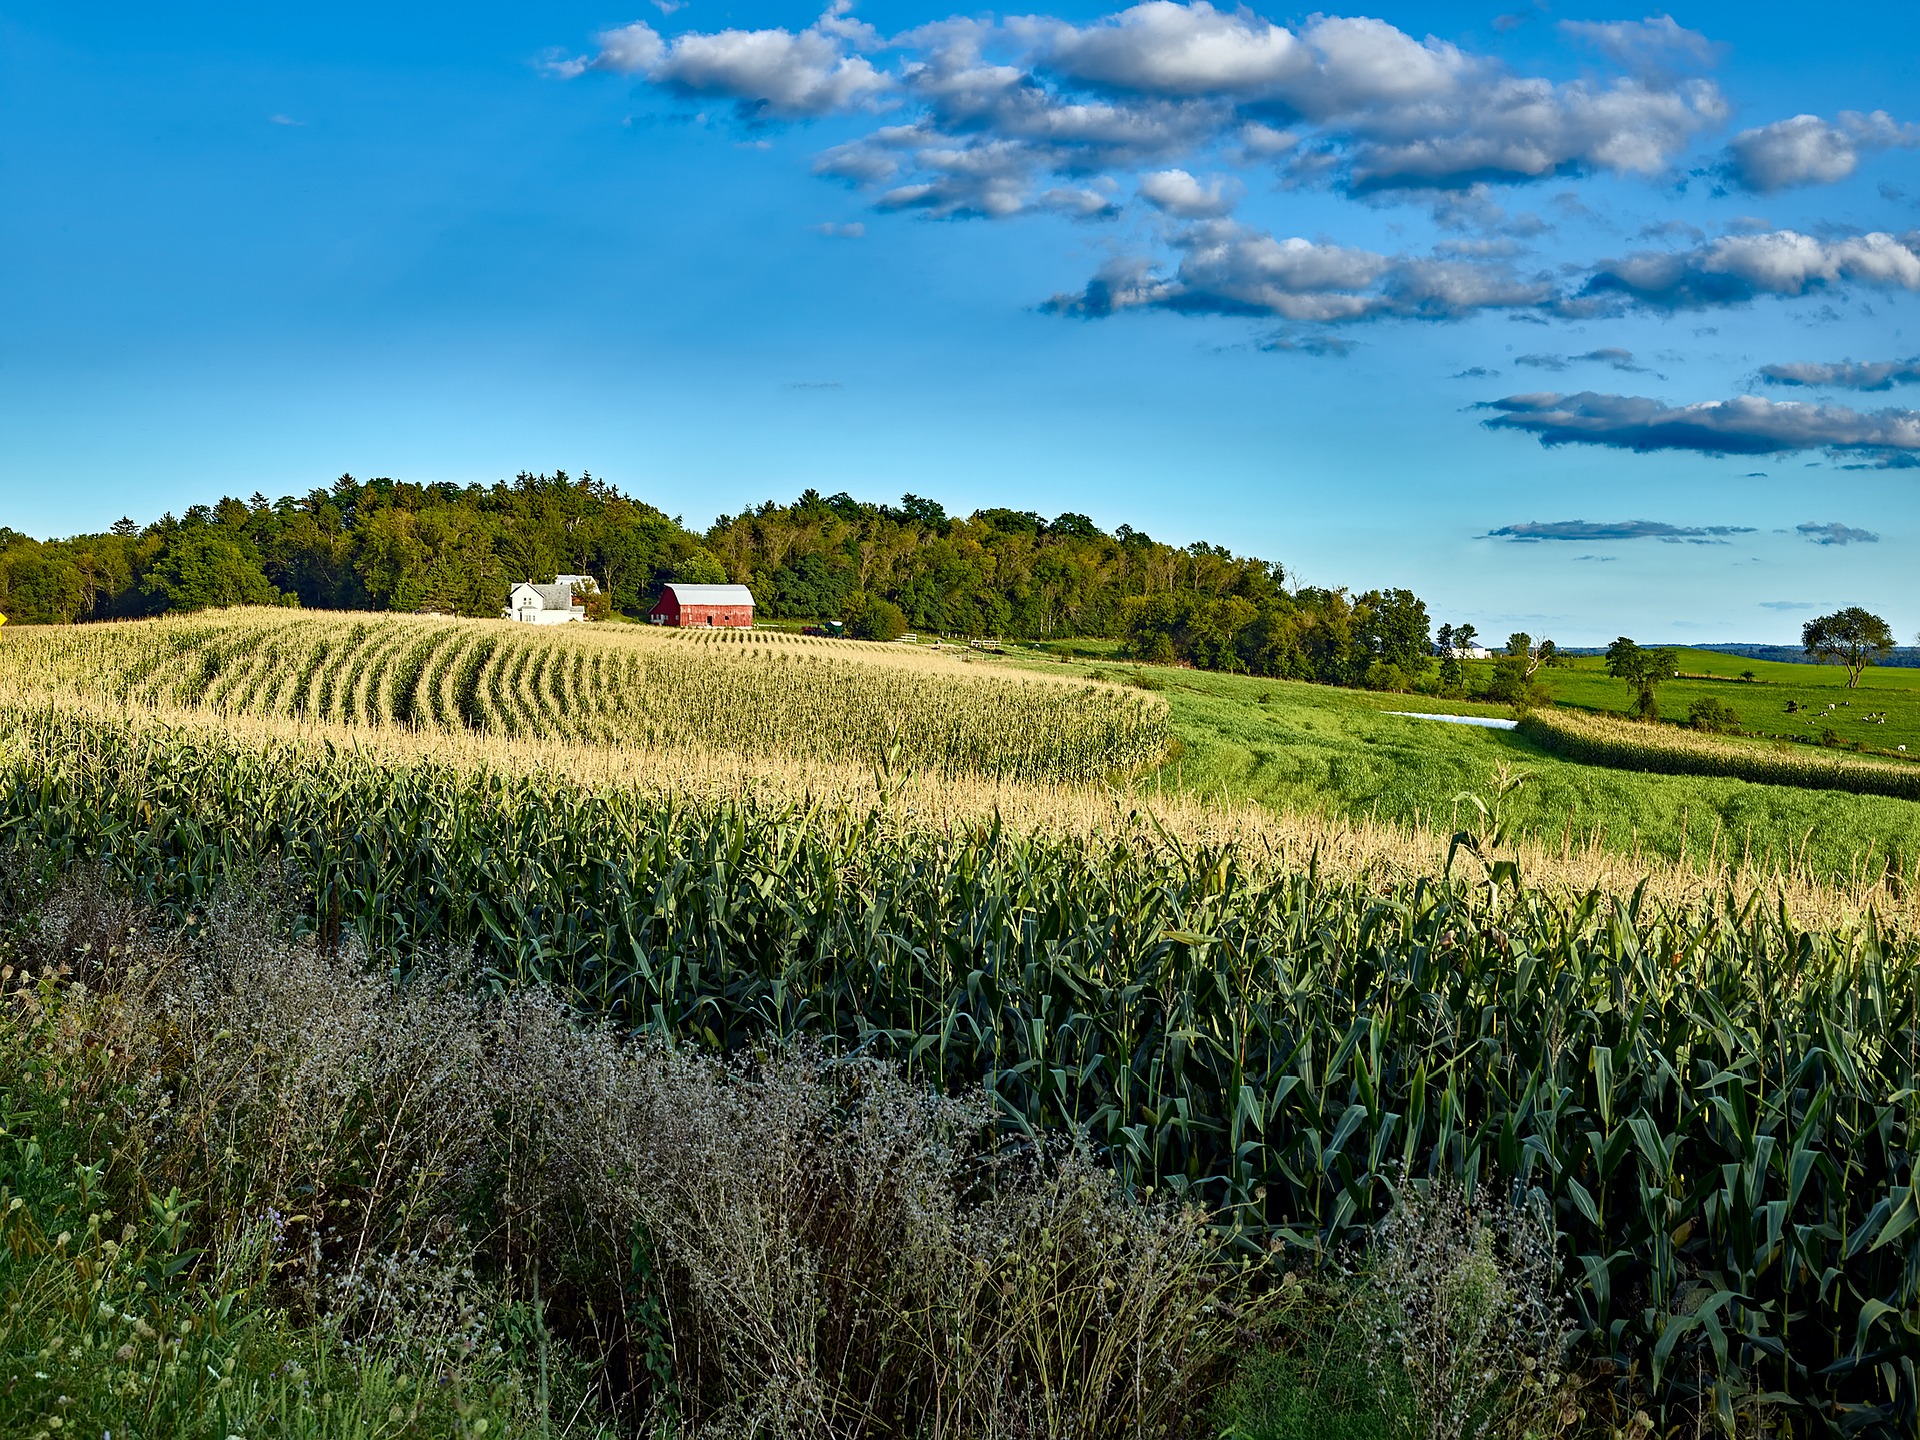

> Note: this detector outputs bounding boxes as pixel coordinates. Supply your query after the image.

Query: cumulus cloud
[580,5,890,119]
[1722,111,1920,193]
[1760,600,1817,611]
[1453,366,1500,378]
[1485,518,1755,541]
[1480,391,1920,458]
[1138,168,1241,217]
[1796,521,1880,545]
[1761,357,1920,391]
[1026,6,1726,192]
[1577,229,1920,311]
[563,1,1728,220]
[1043,220,1553,321]
[1028,2,1306,96]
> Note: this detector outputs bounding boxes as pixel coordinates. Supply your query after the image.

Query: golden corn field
[1521,707,1920,799]
[0,609,1168,784]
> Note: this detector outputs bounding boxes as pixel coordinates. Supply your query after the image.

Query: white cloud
[1022,5,1726,191]
[586,10,890,119]
[1137,168,1240,217]
[1027,2,1306,97]
[873,137,1036,218]
[564,1,1728,209]
[1723,111,1920,192]
[1045,220,1551,321]
[1579,229,1920,310]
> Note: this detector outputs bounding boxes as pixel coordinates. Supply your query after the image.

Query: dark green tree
[139,528,286,613]
[1604,637,1680,720]
[1355,588,1433,683]
[845,593,907,641]
[670,550,729,586]
[1802,607,1895,688]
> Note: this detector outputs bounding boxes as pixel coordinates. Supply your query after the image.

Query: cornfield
[0,702,1915,1434]
[0,610,1168,784]
[1522,708,1920,800]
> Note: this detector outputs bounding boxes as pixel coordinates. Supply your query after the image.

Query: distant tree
[671,550,729,586]
[1046,512,1099,539]
[1688,695,1740,733]
[0,545,91,623]
[845,593,907,641]
[895,493,949,531]
[1508,633,1557,678]
[139,528,284,613]
[1434,624,1462,692]
[1802,607,1894,688]
[109,517,140,537]
[1483,633,1556,706]
[1356,588,1433,682]
[576,581,611,622]
[1604,636,1680,720]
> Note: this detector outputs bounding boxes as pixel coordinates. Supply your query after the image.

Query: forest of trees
[0,473,1465,691]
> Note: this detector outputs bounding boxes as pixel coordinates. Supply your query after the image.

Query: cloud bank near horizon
[1478,391,1920,461]
[1485,518,1756,542]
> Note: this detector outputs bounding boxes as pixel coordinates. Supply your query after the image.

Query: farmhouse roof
[520,582,582,610]
[660,584,755,606]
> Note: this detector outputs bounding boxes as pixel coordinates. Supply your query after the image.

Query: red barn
[650,583,755,628]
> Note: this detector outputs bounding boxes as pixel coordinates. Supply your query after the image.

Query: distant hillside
[1558,644,1920,669]
[1693,643,1920,669]
[0,475,1298,639]
[0,476,1458,691]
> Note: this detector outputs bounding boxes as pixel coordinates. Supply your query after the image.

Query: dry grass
[5,873,1262,1438]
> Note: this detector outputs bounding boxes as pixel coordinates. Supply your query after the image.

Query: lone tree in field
[1486,633,1557,705]
[1802,607,1895,688]
[1604,636,1680,720]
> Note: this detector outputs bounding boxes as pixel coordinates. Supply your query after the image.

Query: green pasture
[1512,647,1920,754]
[1002,647,1920,884]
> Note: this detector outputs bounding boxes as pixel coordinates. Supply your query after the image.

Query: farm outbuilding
[650,583,754,628]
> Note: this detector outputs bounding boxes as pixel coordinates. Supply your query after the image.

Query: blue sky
[1,1,1915,643]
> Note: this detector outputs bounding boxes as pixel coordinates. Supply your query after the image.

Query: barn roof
[659,584,755,606]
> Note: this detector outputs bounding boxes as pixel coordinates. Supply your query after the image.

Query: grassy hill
[1517,646,1920,754]
[999,645,1920,888]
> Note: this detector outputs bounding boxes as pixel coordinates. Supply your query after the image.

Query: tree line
[15,474,1906,707]
[0,475,1477,689]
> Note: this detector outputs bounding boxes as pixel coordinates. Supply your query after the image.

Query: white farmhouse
[504,575,596,625]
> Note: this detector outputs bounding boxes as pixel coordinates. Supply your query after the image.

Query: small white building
[504,576,595,625]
